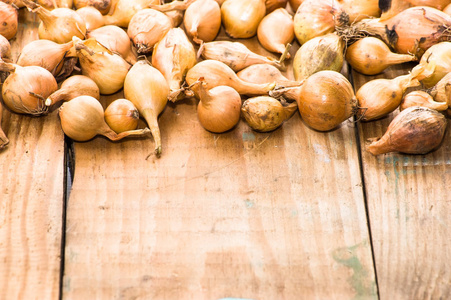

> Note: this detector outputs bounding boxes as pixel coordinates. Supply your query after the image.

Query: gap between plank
[347,67,380,300]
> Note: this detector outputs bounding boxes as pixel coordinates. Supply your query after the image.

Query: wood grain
[0,9,65,300]
[353,64,451,300]
[63,30,376,299]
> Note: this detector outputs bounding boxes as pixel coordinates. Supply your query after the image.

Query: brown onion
[221,0,266,38]
[59,95,150,142]
[45,75,100,106]
[298,70,357,131]
[76,6,105,31]
[103,0,160,28]
[242,96,297,132]
[127,8,173,54]
[184,0,221,44]
[0,2,18,40]
[16,39,74,76]
[124,60,169,157]
[367,106,447,155]
[257,8,294,58]
[152,28,197,102]
[400,90,448,111]
[0,101,9,149]
[87,25,137,65]
[289,0,303,12]
[104,98,139,133]
[190,78,241,133]
[0,62,58,115]
[265,0,287,13]
[74,0,112,15]
[0,35,12,62]
[186,60,276,97]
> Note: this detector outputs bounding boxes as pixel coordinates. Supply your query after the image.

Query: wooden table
[1,8,450,300]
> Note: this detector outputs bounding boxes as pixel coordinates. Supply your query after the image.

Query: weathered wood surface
[62,33,376,300]
[0,10,65,300]
[353,65,451,300]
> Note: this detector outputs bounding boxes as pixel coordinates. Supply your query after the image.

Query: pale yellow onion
[345,36,416,75]
[257,8,294,58]
[429,72,451,106]
[127,8,173,54]
[237,64,300,88]
[124,60,169,157]
[241,96,297,132]
[74,37,131,94]
[190,79,241,133]
[104,98,139,133]
[293,33,344,81]
[294,0,346,45]
[199,41,283,72]
[87,25,137,65]
[0,2,18,40]
[400,90,448,111]
[58,95,149,142]
[37,0,73,9]
[221,0,266,38]
[147,0,195,27]
[103,0,160,28]
[0,101,8,149]
[76,6,105,31]
[22,0,86,43]
[152,28,197,102]
[186,59,276,96]
[183,0,221,44]
[0,62,58,115]
[339,0,380,22]
[46,75,100,106]
[417,42,451,88]
[74,0,112,15]
[16,39,74,76]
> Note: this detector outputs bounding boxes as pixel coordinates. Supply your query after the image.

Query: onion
[104,98,139,133]
[345,36,416,75]
[45,75,100,106]
[400,90,448,111]
[242,96,297,132]
[0,61,58,115]
[356,68,425,121]
[189,78,241,133]
[22,0,86,43]
[58,95,150,142]
[338,0,380,22]
[2,0,25,8]
[380,0,450,20]
[221,0,266,38]
[294,0,346,45]
[152,28,197,102]
[367,106,447,155]
[87,25,137,65]
[257,8,294,58]
[297,70,357,131]
[74,37,131,94]
[265,0,287,13]
[444,3,451,15]
[0,101,9,149]
[16,39,74,76]
[76,6,105,31]
[186,60,276,96]
[288,0,303,12]
[124,60,169,157]
[429,71,451,106]
[127,8,173,54]
[416,42,451,88]
[293,32,344,81]
[237,64,300,88]
[37,0,73,9]
[148,0,196,11]
[0,35,12,62]
[103,0,160,28]
[198,41,284,72]
[355,6,451,57]
[184,0,221,44]
[0,2,18,40]
[74,0,112,15]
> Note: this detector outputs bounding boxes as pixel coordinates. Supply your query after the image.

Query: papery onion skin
[102,0,160,28]
[221,0,266,39]
[400,90,448,111]
[74,0,112,15]
[0,2,18,40]
[46,75,100,106]
[367,106,447,155]
[76,6,105,31]
[1,64,58,115]
[0,35,12,62]
[339,0,380,22]
[104,99,139,133]
[418,42,451,88]
[265,0,288,13]
[257,8,294,57]
[237,64,300,88]
[242,96,297,132]
[184,0,221,44]
[298,70,357,131]
[37,0,73,9]
[127,8,173,54]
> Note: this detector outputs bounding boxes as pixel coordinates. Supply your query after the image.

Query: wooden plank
[63,29,377,299]
[352,64,451,300]
[0,9,65,300]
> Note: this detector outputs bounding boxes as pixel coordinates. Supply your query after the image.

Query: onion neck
[367,138,392,155]
[237,79,276,96]
[45,89,70,106]
[148,0,195,12]
[190,80,212,107]
[385,52,416,65]
[0,60,16,73]
[140,108,162,157]
[100,125,151,142]
[269,85,302,102]
[282,102,298,120]
[394,74,420,92]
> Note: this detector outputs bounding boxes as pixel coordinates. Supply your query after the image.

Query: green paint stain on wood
[332,241,377,300]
